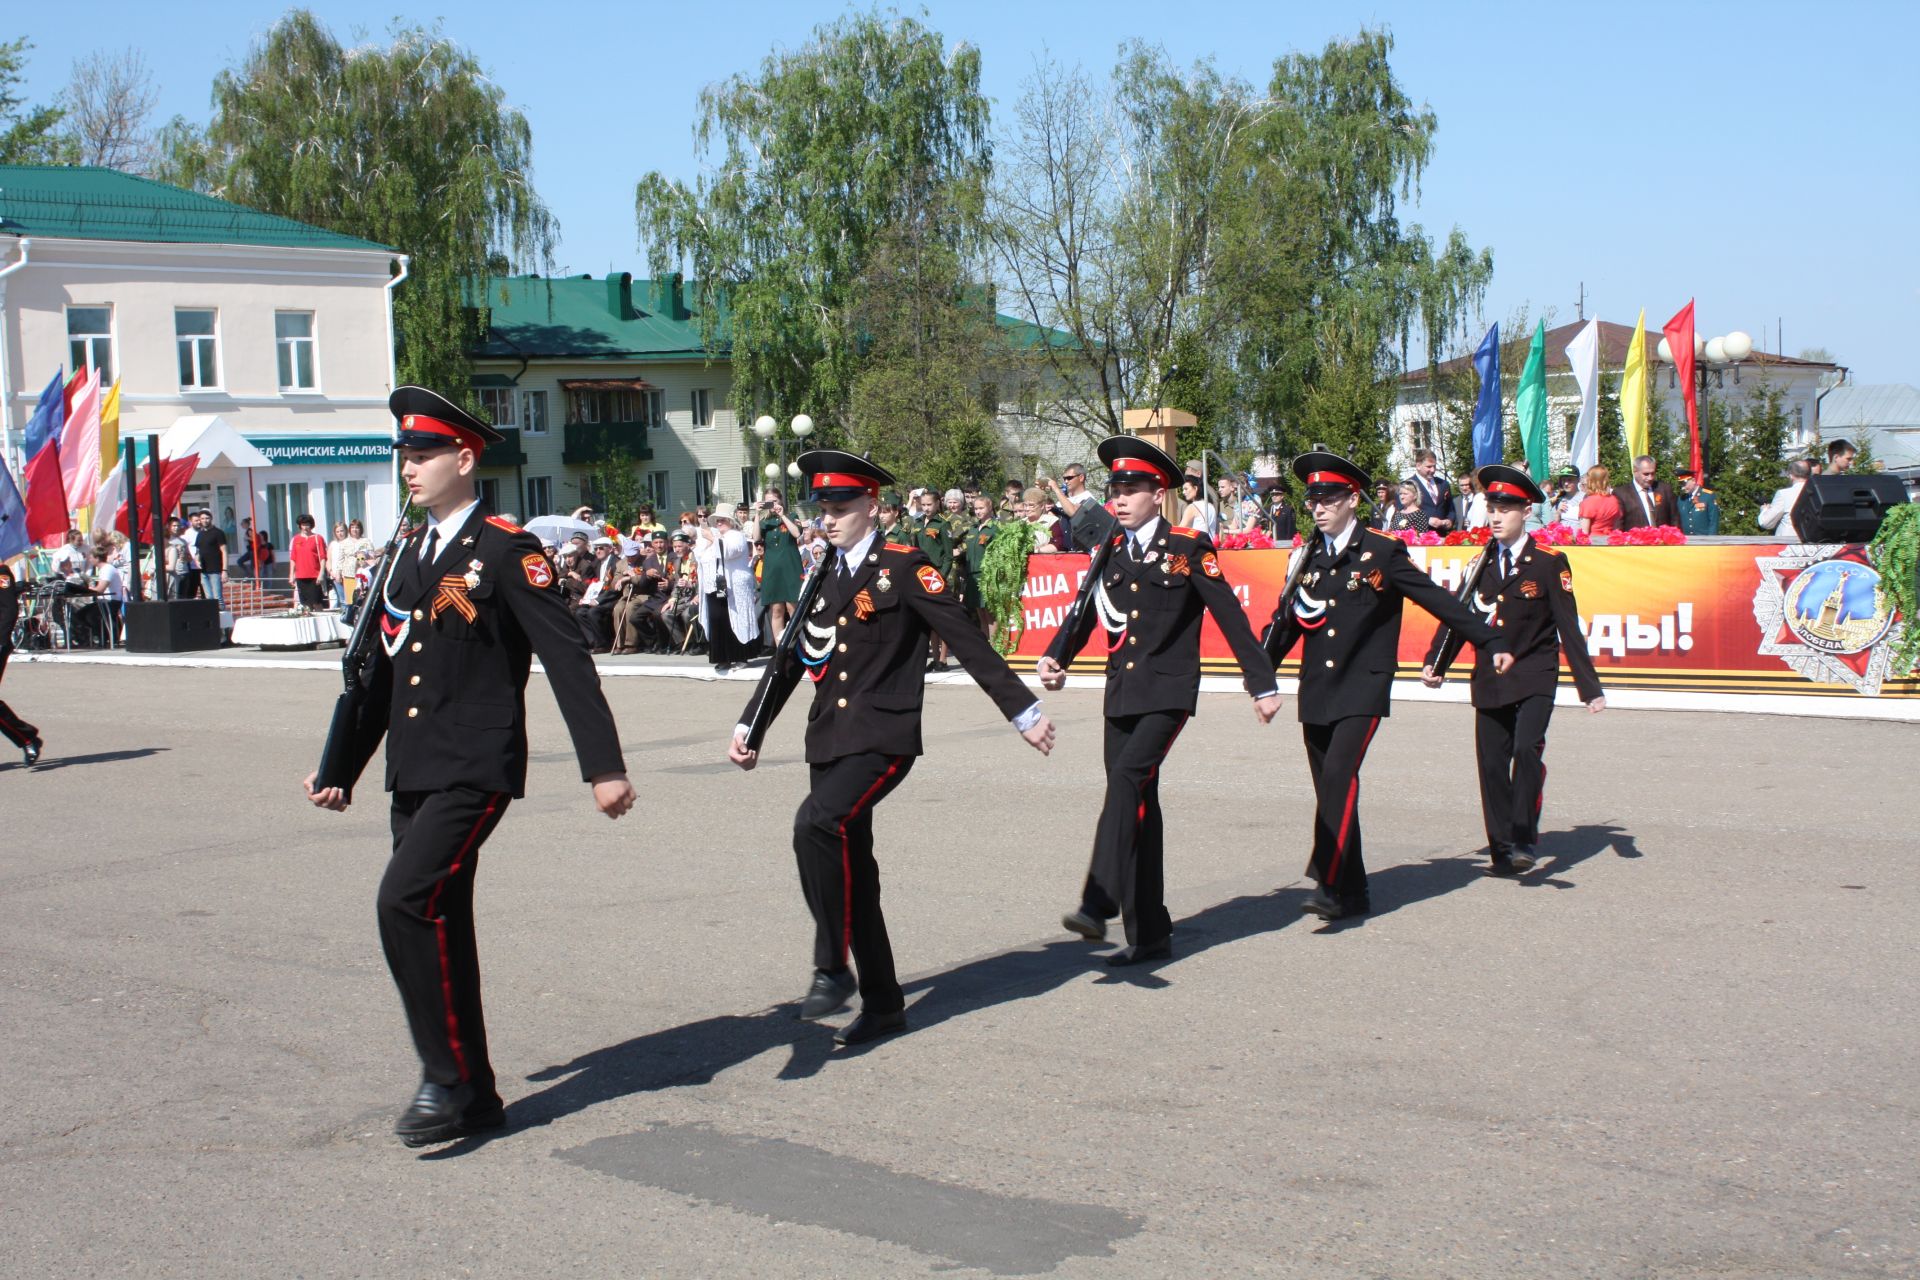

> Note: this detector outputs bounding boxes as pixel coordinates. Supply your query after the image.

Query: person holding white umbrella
[695,507,759,673]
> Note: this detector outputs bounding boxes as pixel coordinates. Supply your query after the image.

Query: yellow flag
[1620,310,1649,462]
[99,379,122,479]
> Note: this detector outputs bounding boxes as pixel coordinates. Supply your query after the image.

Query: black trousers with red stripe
[0,646,40,750]
[1303,716,1382,902]
[1474,695,1555,853]
[1080,710,1189,948]
[794,752,916,1014]
[379,787,510,1093]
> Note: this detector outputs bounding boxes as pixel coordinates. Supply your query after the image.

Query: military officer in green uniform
[1675,468,1721,536]
[909,491,958,671]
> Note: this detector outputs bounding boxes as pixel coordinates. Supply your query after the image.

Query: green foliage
[635,11,990,443]
[587,449,648,532]
[1716,381,1793,536]
[154,11,556,404]
[1867,504,1920,676]
[0,38,75,164]
[977,522,1041,652]
[1159,329,1232,464]
[1595,373,1629,487]
[931,411,1005,494]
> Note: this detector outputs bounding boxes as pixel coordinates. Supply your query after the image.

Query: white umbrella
[524,515,599,544]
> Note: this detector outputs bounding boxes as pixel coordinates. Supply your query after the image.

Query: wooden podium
[1121,407,1195,522]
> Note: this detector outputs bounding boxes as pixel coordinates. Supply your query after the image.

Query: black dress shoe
[833,1009,907,1046]
[22,737,42,766]
[1489,846,1536,876]
[1303,890,1369,921]
[1061,908,1108,942]
[798,968,857,1020]
[396,1080,501,1146]
[1104,939,1172,967]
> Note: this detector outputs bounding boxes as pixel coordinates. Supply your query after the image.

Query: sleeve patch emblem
[916,565,946,594]
[1201,552,1221,578]
[522,552,554,589]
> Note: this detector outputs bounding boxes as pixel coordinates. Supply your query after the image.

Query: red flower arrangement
[1441,527,1493,547]
[1608,526,1687,546]
[1530,522,1591,547]
[1216,530,1275,550]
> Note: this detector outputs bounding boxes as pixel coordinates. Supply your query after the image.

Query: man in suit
[1037,436,1282,965]
[730,451,1056,1046]
[1422,465,1606,874]
[1613,455,1679,530]
[1406,449,1455,534]
[1264,453,1511,920]
[304,386,635,1148]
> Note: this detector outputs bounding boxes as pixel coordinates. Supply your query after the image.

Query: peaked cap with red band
[391,385,504,454]
[1292,450,1372,499]
[797,448,894,500]
[1474,462,1545,505]
[1096,434,1180,489]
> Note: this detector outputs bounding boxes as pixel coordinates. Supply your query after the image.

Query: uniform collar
[422,498,480,552]
[1127,515,1162,553]
[1495,531,1530,560]
[1323,518,1359,558]
[839,527,879,570]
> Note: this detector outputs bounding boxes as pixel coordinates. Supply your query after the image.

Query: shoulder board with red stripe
[883,541,917,553]
[1169,526,1201,537]
[485,515,523,533]
[1534,544,1565,557]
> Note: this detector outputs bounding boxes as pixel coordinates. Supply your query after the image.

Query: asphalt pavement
[0,660,1912,1278]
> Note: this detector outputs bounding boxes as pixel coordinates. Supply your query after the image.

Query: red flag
[1663,300,1699,474]
[115,456,200,536]
[22,447,68,547]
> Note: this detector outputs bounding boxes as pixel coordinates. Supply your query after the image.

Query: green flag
[1516,319,1549,480]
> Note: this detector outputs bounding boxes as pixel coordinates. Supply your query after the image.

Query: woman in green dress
[754,487,804,643]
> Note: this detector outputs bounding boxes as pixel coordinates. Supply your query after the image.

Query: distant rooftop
[1402,319,1837,386]
[0,165,393,253]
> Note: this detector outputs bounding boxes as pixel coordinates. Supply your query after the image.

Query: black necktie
[1501,547,1514,581]
[1129,537,1142,561]
[420,528,439,564]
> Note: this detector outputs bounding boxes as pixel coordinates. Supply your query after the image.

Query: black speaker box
[1791,473,1908,543]
[125,599,224,653]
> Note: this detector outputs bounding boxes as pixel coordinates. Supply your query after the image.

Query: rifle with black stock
[1260,536,1317,663]
[314,516,408,800]
[740,554,829,753]
[1042,532,1117,668]
[1426,549,1493,680]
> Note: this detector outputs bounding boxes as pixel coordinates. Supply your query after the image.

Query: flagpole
[123,436,144,603]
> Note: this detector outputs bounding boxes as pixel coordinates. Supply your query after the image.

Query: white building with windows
[0,165,405,550]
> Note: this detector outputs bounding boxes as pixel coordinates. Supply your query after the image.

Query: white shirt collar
[1325,519,1359,557]
[1129,515,1162,551]
[421,498,480,555]
[839,526,879,571]
[1496,531,1530,560]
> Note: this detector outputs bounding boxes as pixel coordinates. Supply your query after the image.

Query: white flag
[1566,319,1601,473]
[91,460,126,536]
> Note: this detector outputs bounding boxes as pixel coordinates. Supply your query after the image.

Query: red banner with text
[1007,545,1916,699]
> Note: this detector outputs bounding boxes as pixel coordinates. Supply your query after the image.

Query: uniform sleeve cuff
[1012,702,1044,733]
[1251,689,1279,700]
[733,723,750,741]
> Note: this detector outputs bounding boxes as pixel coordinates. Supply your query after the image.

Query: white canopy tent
[161,414,273,569]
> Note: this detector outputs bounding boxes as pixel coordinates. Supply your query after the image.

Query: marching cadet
[304,387,635,1147]
[1038,436,1281,964]
[0,559,44,765]
[1264,453,1512,921]
[1422,464,1605,873]
[730,451,1056,1046]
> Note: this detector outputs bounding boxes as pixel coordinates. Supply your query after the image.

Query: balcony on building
[561,378,660,464]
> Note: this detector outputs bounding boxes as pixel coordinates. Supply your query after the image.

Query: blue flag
[1470,323,1502,467]
[23,368,65,460]
[0,453,29,563]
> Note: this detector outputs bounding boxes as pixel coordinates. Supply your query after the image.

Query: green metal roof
[474,272,1086,362]
[0,165,394,252]
[473,273,725,361]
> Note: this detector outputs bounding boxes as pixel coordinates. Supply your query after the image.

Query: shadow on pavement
[0,746,169,774]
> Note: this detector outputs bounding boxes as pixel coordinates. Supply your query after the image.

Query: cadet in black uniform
[730,451,1056,1046]
[304,387,635,1147]
[1263,453,1512,921]
[1422,464,1605,873]
[1038,436,1282,964]
[1,560,44,765]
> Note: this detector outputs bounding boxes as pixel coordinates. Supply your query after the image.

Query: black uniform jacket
[1045,523,1275,717]
[1423,538,1604,708]
[1265,526,1505,725]
[0,565,21,647]
[741,539,1034,764]
[347,507,625,797]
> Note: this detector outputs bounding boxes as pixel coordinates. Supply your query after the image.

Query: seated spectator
[1577,465,1623,535]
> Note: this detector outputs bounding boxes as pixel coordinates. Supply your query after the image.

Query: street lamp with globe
[1655,328,1754,476]
[751,413,814,506]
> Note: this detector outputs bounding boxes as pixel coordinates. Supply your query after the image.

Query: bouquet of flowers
[1216,530,1275,550]
[1530,523,1592,547]
[1384,528,1442,546]
[1441,527,1493,547]
[1609,526,1687,546]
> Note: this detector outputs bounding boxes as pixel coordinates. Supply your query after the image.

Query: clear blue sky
[13,1,1917,381]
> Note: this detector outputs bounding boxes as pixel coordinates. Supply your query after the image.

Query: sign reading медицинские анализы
[247,436,391,465]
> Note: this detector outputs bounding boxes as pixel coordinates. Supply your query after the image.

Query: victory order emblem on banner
[1752,546,1906,695]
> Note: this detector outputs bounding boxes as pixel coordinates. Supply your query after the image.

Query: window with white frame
[67,306,115,384]
[741,468,761,504]
[521,389,548,436]
[1410,418,1435,452]
[645,388,665,427]
[694,469,718,505]
[275,311,317,390]
[176,309,220,389]
[525,476,553,516]
[691,388,713,429]
[477,387,516,427]
[644,471,670,511]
